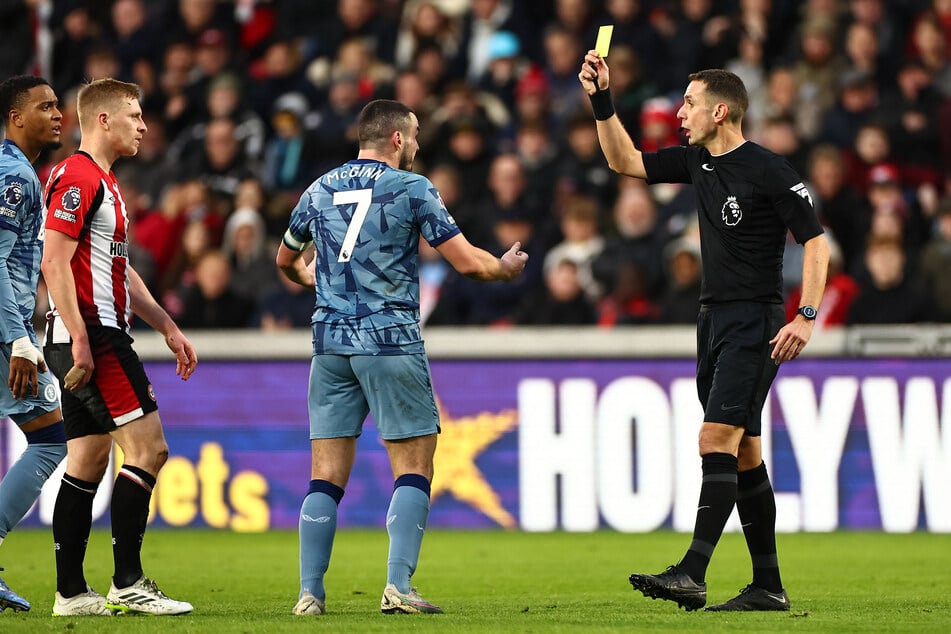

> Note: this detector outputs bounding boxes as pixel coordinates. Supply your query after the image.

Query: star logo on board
[432,399,518,528]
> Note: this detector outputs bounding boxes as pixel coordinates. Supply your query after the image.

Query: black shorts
[45,325,158,440]
[696,301,785,436]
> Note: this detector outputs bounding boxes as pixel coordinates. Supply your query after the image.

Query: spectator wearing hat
[184,28,236,120]
[262,92,321,194]
[637,97,681,153]
[511,65,554,131]
[453,0,532,83]
[864,162,932,259]
[819,68,880,149]
[477,31,524,115]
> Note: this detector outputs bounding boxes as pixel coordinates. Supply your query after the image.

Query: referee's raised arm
[578,49,647,179]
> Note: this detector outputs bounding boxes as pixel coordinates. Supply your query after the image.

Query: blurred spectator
[179,117,257,204]
[162,217,213,316]
[819,68,880,149]
[862,162,932,258]
[248,39,319,124]
[880,57,944,188]
[591,181,667,299]
[760,66,823,143]
[510,65,553,130]
[785,232,859,329]
[309,0,398,65]
[540,25,587,130]
[806,143,871,272]
[917,197,951,321]
[221,207,278,305]
[169,0,232,44]
[178,250,255,329]
[514,259,597,325]
[263,92,321,193]
[0,0,39,77]
[49,1,97,94]
[480,153,547,242]
[477,31,525,115]
[847,235,935,324]
[792,17,844,134]
[597,0,665,90]
[429,206,543,325]
[156,38,197,139]
[170,72,267,169]
[841,19,889,91]
[756,114,809,176]
[543,195,605,301]
[556,111,616,215]
[430,106,497,204]
[251,264,316,330]
[908,10,951,98]
[108,0,161,83]
[605,44,659,137]
[637,97,681,153]
[658,238,702,324]
[395,1,459,71]
[184,28,237,120]
[514,122,559,214]
[844,122,891,194]
[133,183,188,282]
[311,74,365,175]
[596,261,661,326]
[453,0,531,83]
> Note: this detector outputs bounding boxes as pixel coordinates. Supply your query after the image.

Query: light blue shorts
[0,339,60,425]
[308,353,440,441]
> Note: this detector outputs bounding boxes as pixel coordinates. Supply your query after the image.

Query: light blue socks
[386,474,431,593]
[0,421,66,537]
[298,480,344,601]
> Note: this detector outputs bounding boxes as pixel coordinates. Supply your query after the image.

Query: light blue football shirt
[284,159,460,355]
[0,139,45,343]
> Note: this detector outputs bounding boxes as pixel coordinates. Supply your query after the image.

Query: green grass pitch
[0,529,948,632]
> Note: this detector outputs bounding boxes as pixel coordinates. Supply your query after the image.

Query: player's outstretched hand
[500,241,528,281]
[579,50,610,95]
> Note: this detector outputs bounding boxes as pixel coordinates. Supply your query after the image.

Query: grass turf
[0,529,948,632]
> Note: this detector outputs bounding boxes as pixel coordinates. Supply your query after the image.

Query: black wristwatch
[796,305,818,320]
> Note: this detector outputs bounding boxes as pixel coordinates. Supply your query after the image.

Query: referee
[579,55,830,612]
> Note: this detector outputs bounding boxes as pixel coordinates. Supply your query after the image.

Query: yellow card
[595,25,614,58]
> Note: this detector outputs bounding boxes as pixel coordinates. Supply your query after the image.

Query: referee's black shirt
[643,141,823,305]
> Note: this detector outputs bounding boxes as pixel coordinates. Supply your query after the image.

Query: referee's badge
[721,195,742,226]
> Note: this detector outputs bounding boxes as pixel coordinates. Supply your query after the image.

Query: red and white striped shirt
[45,151,132,338]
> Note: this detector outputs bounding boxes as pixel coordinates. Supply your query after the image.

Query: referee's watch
[796,305,818,320]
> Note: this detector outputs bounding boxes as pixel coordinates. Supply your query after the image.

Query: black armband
[588,88,615,121]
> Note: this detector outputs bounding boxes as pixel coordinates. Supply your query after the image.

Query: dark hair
[0,75,51,123]
[687,69,748,123]
[357,99,414,149]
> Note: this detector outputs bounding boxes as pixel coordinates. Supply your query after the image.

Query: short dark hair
[0,75,51,123]
[687,69,748,123]
[357,99,414,149]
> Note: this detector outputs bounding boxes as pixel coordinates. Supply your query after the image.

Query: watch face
[799,306,817,319]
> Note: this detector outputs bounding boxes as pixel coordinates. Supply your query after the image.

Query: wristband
[589,88,615,121]
[11,335,42,365]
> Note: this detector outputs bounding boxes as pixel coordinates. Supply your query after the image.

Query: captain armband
[283,229,313,252]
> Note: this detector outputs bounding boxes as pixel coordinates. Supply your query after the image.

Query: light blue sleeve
[0,227,27,343]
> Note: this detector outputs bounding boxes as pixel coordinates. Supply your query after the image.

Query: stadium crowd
[5,0,951,330]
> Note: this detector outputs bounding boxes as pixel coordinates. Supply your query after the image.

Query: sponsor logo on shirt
[721,195,742,226]
[110,241,128,258]
[53,209,76,222]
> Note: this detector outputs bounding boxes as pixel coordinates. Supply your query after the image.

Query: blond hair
[76,78,141,130]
